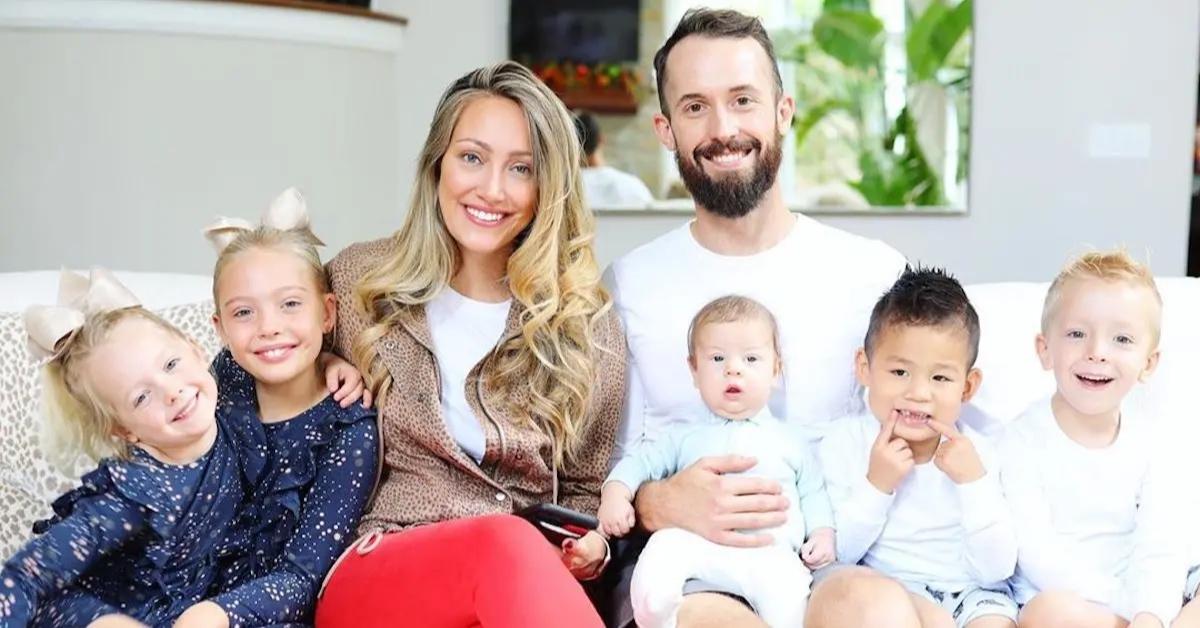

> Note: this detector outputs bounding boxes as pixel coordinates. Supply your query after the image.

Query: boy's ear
[1139,349,1161,382]
[687,354,701,389]
[1034,333,1052,370]
[322,293,337,334]
[962,367,983,403]
[853,347,870,387]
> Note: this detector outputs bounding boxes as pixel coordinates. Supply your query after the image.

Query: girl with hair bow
[0,269,269,628]
[170,188,379,628]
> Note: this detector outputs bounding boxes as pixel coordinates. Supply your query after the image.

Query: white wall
[371,0,507,219]
[0,0,509,274]
[596,0,1200,282]
[2,0,1197,283]
[0,22,402,272]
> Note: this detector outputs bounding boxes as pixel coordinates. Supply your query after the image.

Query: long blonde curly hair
[351,61,611,467]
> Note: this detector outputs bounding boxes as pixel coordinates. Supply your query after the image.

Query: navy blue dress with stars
[0,409,268,628]
[207,350,379,627]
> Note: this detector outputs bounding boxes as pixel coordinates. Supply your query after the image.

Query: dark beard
[675,132,782,219]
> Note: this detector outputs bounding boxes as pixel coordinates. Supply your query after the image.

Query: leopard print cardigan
[327,238,627,537]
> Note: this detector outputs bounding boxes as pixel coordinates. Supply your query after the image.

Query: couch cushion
[0,300,221,557]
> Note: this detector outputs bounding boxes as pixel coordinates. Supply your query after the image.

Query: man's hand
[800,526,836,569]
[866,414,914,494]
[635,455,788,548]
[928,421,985,484]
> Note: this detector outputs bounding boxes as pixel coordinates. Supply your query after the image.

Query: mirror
[562,0,974,213]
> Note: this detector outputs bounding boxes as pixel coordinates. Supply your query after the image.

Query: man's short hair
[864,265,981,367]
[653,8,784,117]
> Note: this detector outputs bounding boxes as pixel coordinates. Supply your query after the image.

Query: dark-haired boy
[817,267,1018,628]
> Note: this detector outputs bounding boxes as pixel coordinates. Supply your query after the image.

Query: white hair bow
[202,187,324,252]
[23,268,142,360]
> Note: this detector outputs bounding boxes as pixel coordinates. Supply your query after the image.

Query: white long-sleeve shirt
[604,216,907,464]
[998,396,1186,625]
[818,411,1017,591]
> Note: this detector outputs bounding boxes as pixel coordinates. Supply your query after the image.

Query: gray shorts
[899,580,1018,628]
[809,564,1016,628]
[681,578,755,612]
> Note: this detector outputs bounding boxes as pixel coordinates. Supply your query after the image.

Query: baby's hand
[598,482,636,537]
[800,526,836,569]
[320,352,373,409]
[561,530,608,580]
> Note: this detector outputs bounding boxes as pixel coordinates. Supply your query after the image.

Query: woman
[315,61,626,628]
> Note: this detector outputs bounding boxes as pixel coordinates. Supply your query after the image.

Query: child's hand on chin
[928,421,985,484]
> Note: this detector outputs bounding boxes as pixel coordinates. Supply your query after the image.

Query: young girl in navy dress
[170,188,379,627]
[0,269,267,628]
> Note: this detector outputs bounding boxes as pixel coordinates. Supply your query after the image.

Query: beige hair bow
[23,268,142,361]
[202,187,325,252]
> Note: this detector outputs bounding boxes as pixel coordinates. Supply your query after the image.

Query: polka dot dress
[0,409,268,627]
[207,350,379,626]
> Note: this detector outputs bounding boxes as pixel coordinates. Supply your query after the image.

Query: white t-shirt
[999,396,1186,624]
[818,411,1016,591]
[603,215,907,462]
[426,287,511,463]
[582,166,654,208]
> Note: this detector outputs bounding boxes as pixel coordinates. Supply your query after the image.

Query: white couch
[1,272,1197,559]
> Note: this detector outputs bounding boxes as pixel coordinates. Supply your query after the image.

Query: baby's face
[857,323,980,444]
[1037,277,1160,420]
[689,318,780,420]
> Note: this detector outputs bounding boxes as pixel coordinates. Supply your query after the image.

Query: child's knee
[1018,591,1099,628]
[807,567,920,627]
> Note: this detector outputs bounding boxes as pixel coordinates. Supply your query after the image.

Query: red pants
[315,514,604,628]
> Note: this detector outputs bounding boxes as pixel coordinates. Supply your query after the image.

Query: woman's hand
[320,351,373,408]
[172,601,230,628]
[560,530,609,581]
